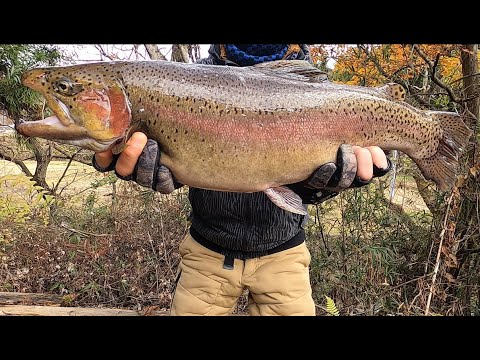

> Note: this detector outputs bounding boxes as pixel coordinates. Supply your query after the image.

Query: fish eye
[53,78,83,96]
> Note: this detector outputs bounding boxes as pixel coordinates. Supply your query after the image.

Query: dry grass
[1,146,478,316]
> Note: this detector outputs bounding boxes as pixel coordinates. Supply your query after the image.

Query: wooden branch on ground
[0,292,63,306]
[0,292,169,316]
[0,305,169,316]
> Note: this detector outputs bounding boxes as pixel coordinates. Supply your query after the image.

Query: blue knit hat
[224,44,290,66]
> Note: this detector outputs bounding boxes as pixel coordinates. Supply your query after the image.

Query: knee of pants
[170,234,243,315]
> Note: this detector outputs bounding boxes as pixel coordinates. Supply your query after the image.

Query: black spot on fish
[161,130,164,134]
[184,130,188,134]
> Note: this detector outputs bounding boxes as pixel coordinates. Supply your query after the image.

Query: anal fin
[264,186,308,215]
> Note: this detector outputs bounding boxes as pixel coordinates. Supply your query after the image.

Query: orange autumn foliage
[310,44,477,88]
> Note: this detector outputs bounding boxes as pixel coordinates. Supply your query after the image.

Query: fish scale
[17,60,473,215]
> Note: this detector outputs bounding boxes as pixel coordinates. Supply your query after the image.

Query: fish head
[17,63,131,152]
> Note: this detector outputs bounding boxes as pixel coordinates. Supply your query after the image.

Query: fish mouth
[16,97,118,152]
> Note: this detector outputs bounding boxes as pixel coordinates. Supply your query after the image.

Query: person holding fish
[18,42,471,314]
[91,44,392,316]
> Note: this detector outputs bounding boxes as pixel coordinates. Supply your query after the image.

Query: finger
[366,146,388,170]
[353,146,373,181]
[336,144,357,189]
[115,132,148,177]
[94,149,114,169]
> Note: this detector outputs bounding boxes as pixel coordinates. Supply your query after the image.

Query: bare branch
[144,44,167,61]
[0,150,33,177]
[52,148,83,194]
[451,72,480,84]
[93,45,117,61]
[356,45,431,108]
[425,191,455,315]
[412,44,462,103]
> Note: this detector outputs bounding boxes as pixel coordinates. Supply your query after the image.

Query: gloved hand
[92,133,182,194]
[288,144,392,204]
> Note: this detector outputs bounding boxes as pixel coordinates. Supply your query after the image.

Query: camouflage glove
[288,144,392,205]
[92,139,183,194]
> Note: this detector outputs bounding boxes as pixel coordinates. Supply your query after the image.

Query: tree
[0,44,64,191]
[311,44,480,315]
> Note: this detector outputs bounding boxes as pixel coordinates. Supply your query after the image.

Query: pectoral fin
[264,186,308,215]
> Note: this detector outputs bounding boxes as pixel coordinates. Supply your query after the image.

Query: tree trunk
[31,139,53,192]
[171,44,190,63]
[460,44,479,128]
[435,44,479,315]
[144,44,167,61]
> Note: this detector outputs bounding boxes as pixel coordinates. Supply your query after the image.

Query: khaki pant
[170,233,315,316]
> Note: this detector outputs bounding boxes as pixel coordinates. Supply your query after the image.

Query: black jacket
[189,44,317,260]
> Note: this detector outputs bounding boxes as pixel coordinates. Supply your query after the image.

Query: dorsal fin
[376,82,406,101]
[252,60,329,83]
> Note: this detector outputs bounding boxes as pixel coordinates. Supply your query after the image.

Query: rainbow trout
[17,60,473,215]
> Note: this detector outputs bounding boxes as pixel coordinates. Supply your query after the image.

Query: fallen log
[0,305,169,316]
[0,292,63,306]
[0,292,169,316]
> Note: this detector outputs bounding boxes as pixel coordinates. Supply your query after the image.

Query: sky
[60,44,211,63]
[59,44,336,68]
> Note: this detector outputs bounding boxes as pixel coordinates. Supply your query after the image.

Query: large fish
[16,60,473,215]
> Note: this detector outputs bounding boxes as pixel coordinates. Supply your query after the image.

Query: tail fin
[413,111,473,191]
